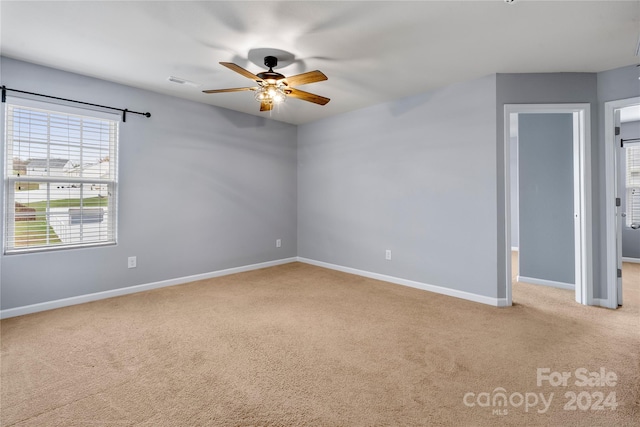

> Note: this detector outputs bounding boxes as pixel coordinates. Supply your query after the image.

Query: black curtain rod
[0,85,151,122]
[621,137,640,147]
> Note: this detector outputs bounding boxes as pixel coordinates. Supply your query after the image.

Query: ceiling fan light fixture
[254,84,287,105]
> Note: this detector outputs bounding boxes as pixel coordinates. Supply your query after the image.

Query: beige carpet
[1,260,638,426]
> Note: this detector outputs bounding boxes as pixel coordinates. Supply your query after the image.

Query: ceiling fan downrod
[263,56,278,71]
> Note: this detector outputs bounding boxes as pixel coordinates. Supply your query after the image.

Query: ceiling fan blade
[260,101,273,112]
[220,62,262,81]
[284,70,328,87]
[202,87,257,94]
[286,88,330,105]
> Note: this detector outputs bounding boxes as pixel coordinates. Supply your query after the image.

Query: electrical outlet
[128,256,137,269]
[385,250,392,260]
[276,239,282,248]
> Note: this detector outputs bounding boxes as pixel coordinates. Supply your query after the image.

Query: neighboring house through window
[3,97,119,253]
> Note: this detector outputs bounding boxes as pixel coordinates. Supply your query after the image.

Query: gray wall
[298,75,499,298]
[518,113,575,284]
[0,57,298,310]
[620,120,640,259]
[496,73,598,299]
[596,64,640,298]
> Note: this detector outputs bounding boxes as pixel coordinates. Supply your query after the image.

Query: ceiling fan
[202,56,330,112]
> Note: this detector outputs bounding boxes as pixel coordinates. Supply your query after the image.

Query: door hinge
[616,197,621,207]
[615,126,621,136]
[617,268,622,278]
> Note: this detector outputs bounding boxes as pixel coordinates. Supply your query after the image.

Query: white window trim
[3,96,120,254]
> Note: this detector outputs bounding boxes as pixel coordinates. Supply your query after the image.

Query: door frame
[503,104,592,306]
[604,97,640,309]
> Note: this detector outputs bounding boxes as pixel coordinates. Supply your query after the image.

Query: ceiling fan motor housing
[256,57,285,83]
[256,56,286,83]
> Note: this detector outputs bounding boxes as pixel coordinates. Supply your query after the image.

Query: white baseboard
[1,256,513,318]
[622,257,640,264]
[517,275,574,290]
[0,257,298,319]
[297,257,509,307]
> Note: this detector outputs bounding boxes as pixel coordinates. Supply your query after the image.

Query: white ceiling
[1,0,639,125]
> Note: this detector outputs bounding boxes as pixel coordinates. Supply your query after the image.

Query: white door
[605,97,640,309]
[615,108,623,306]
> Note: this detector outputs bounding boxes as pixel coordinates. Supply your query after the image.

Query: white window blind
[626,145,640,228]
[4,99,119,253]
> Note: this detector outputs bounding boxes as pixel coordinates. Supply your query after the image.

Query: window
[3,98,119,253]
[626,145,640,228]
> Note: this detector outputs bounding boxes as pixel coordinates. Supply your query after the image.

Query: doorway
[503,104,592,307]
[604,97,640,309]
